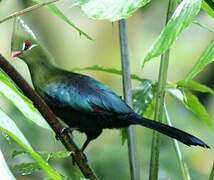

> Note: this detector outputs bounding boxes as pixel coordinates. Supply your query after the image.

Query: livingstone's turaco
[11,17,209,151]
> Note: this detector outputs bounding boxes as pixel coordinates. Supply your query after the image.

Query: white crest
[17,17,37,40]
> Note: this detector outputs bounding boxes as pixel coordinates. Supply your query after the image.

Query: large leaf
[72,0,150,21]
[0,149,16,180]
[0,109,61,179]
[0,70,50,130]
[168,88,212,126]
[72,65,146,82]
[143,0,201,64]
[185,40,214,81]
[177,80,214,94]
[31,0,92,40]
[202,0,214,18]
[121,80,154,144]
[132,80,154,116]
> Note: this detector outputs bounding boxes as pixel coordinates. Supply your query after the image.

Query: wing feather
[41,75,131,114]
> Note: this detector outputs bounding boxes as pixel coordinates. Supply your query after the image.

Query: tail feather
[129,113,210,148]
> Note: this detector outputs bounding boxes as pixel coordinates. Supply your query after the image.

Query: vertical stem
[209,162,214,180]
[119,19,140,180]
[149,0,179,179]
[164,104,190,180]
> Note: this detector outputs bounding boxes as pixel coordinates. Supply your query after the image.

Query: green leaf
[120,129,127,145]
[177,80,214,94]
[0,149,16,180]
[12,162,40,175]
[168,88,212,126]
[39,151,71,161]
[185,40,214,81]
[72,65,146,82]
[132,80,154,116]
[12,150,71,161]
[31,0,92,40]
[0,69,51,130]
[120,80,154,145]
[0,109,62,180]
[143,0,201,64]
[0,108,31,147]
[143,97,156,118]
[73,0,150,21]
[209,162,214,180]
[202,0,214,18]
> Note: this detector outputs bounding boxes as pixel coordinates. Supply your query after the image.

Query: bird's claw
[55,127,77,140]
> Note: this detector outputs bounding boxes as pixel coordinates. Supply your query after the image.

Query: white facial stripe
[22,42,25,50]
[28,44,37,50]
[22,43,37,51]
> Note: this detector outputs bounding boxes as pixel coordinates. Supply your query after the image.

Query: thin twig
[149,0,179,179]
[0,54,98,180]
[164,104,190,180]
[119,20,140,180]
[0,0,60,24]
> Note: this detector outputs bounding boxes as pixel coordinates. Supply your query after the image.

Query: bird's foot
[55,127,77,140]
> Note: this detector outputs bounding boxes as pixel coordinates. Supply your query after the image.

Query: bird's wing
[41,74,132,114]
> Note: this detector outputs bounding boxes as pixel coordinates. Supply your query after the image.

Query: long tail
[128,113,210,148]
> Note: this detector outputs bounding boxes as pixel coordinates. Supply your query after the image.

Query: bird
[11,19,209,151]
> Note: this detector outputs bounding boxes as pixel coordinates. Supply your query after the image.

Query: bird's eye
[23,40,33,51]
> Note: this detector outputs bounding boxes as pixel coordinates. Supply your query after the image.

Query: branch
[0,0,60,24]
[0,54,98,180]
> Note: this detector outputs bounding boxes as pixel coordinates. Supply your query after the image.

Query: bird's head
[11,39,38,59]
[11,17,43,62]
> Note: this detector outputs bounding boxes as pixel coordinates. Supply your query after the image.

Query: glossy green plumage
[42,73,131,114]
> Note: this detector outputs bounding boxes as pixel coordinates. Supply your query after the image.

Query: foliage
[185,40,214,81]
[72,0,150,21]
[143,0,202,64]
[0,109,62,179]
[0,0,213,179]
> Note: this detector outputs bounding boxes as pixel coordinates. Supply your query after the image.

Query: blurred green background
[0,0,213,179]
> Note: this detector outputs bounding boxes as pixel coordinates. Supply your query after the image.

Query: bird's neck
[25,54,59,90]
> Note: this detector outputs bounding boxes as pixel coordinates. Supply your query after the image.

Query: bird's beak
[11,51,22,58]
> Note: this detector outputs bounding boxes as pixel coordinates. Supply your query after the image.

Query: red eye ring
[23,40,33,50]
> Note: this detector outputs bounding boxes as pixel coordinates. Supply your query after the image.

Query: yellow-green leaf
[0,109,61,179]
[31,0,92,40]
[0,69,50,130]
[186,40,214,81]
[143,0,202,65]
[202,0,214,18]
[0,149,16,180]
[168,88,212,126]
[177,80,214,94]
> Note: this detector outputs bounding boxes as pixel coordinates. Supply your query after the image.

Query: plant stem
[119,19,140,180]
[164,104,190,180]
[209,162,214,180]
[149,0,179,179]
[0,0,60,24]
[0,54,98,180]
